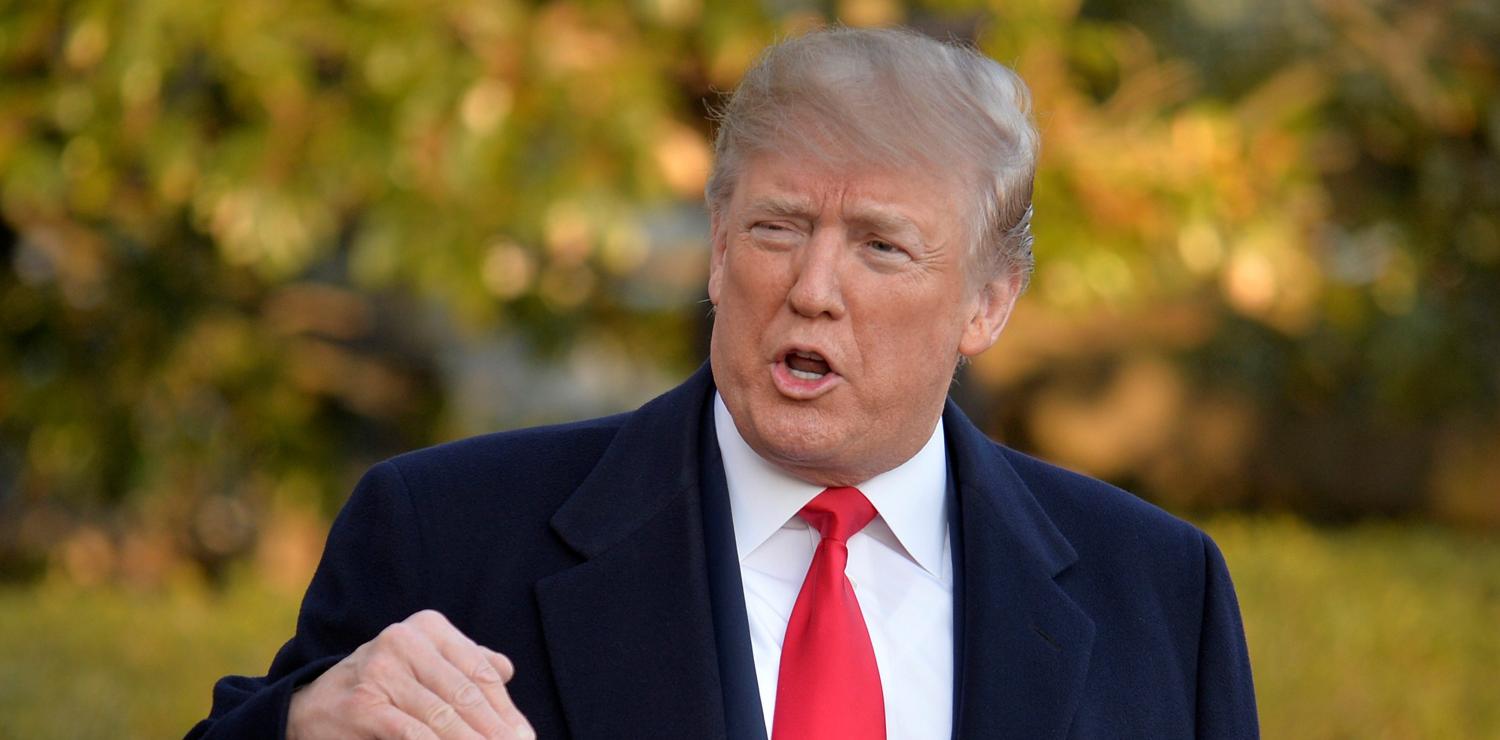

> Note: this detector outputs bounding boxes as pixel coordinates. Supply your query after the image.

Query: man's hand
[287,610,536,740]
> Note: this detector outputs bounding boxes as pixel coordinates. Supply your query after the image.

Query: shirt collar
[714,392,949,576]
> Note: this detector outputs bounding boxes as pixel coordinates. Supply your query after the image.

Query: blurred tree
[0,0,775,579]
[1,0,1496,582]
[966,0,1500,524]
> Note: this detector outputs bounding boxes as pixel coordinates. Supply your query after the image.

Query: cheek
[854,292,968,372]
[714,249,781,352]
[724,247,790,311]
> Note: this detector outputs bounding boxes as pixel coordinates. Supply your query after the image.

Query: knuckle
[490,651,513,671]
[398,721,433,740]
[348,640,374,662]
[489,651,516,680]
[378,711,409,735]
[426,702,460,731]
[453,681,486,708]
[470,660,503,684]
[387,624,429,655]
[409,608,449,630]
[361,651,401,681]
[378,621,413,648]
[373,709,421,740]
[349,680,390,708]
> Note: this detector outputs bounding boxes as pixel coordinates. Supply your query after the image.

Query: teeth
[784,348,831,381]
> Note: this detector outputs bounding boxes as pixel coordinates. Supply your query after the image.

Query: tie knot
[798,486,877,543]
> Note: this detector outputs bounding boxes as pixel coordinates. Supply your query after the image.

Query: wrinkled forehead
[724,107,985,237]
[730,148,962,224]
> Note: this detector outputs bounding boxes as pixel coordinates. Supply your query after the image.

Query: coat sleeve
[1194,532,1260,739]
[185,461,430,739]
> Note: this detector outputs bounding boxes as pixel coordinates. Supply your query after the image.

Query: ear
[958,269,1023,358]
[707,207,729,305]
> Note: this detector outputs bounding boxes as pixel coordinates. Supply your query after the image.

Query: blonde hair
[706,26,1040,286]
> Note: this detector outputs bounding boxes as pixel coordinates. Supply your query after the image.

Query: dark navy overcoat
[189,365,1257,739]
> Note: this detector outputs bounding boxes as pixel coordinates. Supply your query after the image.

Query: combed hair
[706,26,1039,287]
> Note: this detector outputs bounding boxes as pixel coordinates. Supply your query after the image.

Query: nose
[786,230,846,319]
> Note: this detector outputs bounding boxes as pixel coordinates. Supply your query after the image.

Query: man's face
[708,150,1019,486]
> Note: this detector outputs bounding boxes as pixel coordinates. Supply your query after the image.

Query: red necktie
[772,486,885,740]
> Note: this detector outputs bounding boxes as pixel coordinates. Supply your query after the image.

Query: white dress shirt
[714,393,954,739]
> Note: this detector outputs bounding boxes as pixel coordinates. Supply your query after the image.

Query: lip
[770,344,843,400]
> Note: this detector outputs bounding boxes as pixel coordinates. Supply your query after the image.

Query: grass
[0,516,1496,738]
[0,570,301,739]
[1207,517,1500,739]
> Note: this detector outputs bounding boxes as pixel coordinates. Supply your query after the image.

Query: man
[191,27,1257,740]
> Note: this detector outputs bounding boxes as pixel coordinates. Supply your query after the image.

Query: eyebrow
[743,195,816,219]
[845,204,922,242]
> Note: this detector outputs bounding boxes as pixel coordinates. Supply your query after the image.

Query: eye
[754,222,790,234]
[866,239,909,258]
[749,222,801,244]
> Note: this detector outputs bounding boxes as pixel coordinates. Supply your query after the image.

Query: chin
[749,407,848,467]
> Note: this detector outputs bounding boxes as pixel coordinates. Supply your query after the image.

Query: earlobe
[957,272,1022,358]
[708,263,723,305]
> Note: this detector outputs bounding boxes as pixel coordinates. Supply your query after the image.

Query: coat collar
[546,365,715,558]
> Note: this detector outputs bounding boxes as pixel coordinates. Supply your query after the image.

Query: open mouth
[771,346,842,399]
[784,350,832,380]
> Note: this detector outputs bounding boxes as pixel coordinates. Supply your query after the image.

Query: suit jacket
[188,364,1258,739]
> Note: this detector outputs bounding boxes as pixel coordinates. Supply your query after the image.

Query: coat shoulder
[987,445,1258,737]
[373,411,633,518]
[391,411,628,476]
[997,445,1210,579]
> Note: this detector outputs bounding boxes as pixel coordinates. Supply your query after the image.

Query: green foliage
[2,0,1499,579]
[0,0,778,550]
[0,517,1495,738]
[963,0,1500,520]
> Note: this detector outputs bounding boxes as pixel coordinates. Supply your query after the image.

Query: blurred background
[1,0,1497,736]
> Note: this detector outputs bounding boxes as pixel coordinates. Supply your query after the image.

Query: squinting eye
[869,240,904,255]
[752,223,795,237]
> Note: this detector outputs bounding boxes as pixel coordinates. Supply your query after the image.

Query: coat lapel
[697,394,771,740]
[535,366,728,739]
[945,400,1097,740]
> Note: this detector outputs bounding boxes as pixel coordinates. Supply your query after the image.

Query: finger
[386,678,487,740]
[362,704,441,740]
[431,639,511,710]
[403,636,512,739]
[421,626,530,738]
[486,649,515,683]
[405,612,532,739]
[482,650,535,739]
